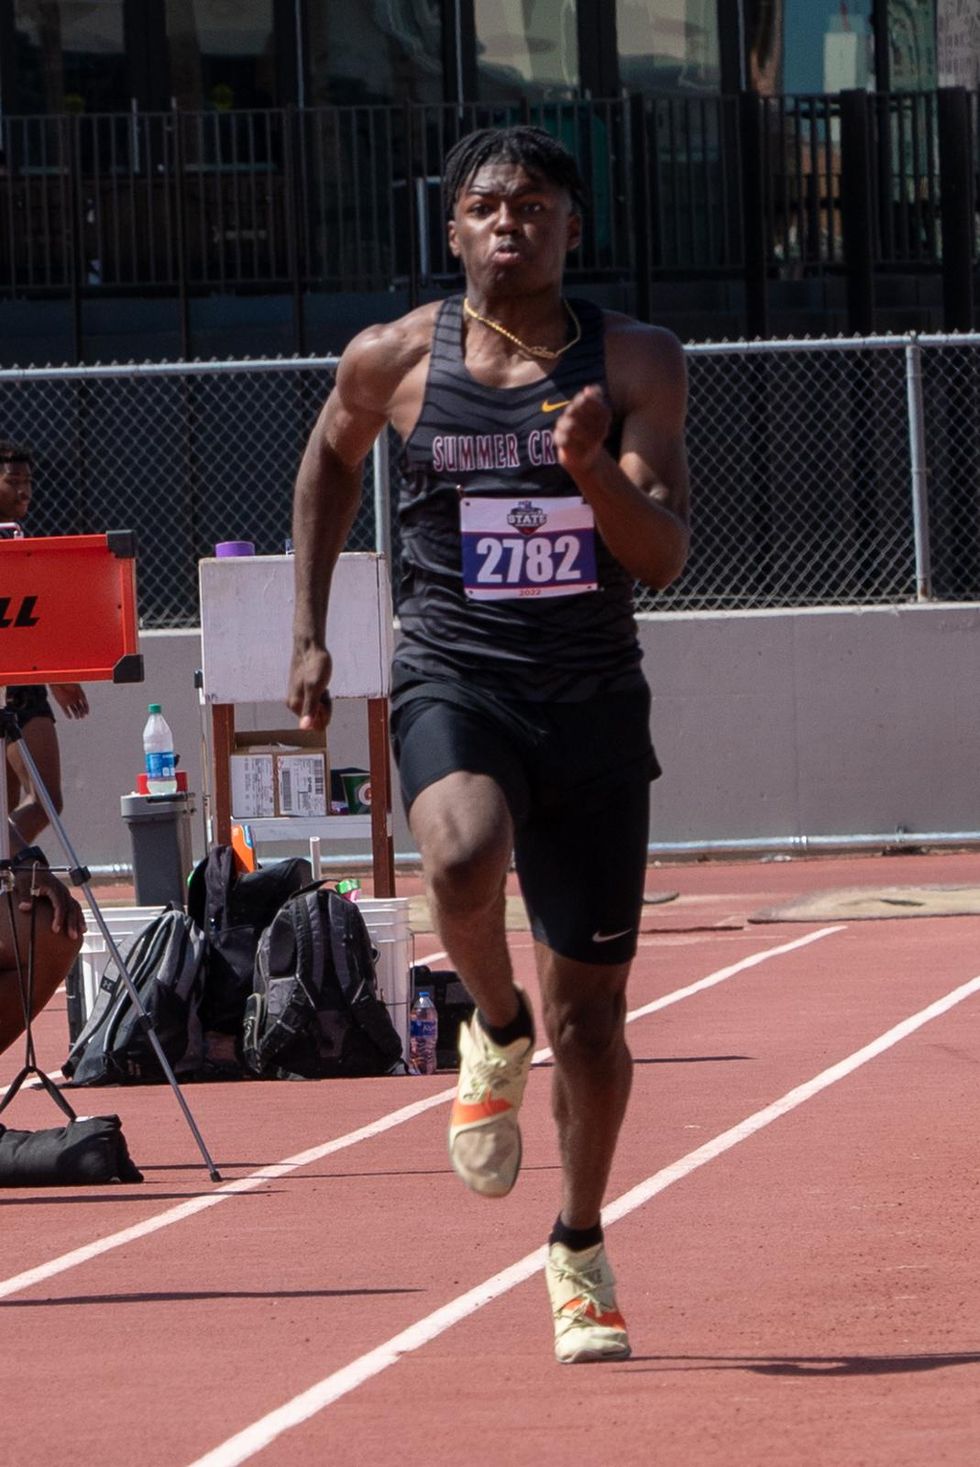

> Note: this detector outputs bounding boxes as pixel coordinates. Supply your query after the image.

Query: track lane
[3,854,980,1466]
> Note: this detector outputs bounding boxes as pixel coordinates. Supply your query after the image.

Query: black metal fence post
[628,93,652,325]
[283,105,307,355]
[840,89,875,335]
[739,92,768,339]
[404,103,420,311]
[171,108,191,360]
[938,86,976,333]
[66,115,84,362]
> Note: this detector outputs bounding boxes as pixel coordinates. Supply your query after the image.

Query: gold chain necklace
[463,296,582,360]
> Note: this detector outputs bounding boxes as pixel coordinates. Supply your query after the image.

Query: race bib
[460,496,598,601]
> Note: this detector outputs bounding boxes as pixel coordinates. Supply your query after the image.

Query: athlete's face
[0,460,32,523]
[448,162,581,296]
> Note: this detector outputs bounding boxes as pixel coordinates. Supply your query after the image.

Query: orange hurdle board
[0,532,142,684]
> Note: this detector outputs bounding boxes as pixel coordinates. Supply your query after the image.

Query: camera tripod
[0,703,221,1182]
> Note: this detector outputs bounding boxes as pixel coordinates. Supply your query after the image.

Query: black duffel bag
[0,1115,143,1186]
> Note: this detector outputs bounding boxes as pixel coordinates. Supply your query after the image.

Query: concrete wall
[44,603,980,874]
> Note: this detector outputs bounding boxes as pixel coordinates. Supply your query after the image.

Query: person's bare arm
[287,317,427,730]
[551,322,689,590]
[48,683,89,719]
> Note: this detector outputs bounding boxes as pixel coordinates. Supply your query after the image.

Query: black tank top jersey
[394,294,644,702]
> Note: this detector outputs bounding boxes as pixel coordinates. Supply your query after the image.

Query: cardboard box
[230,728,329,818]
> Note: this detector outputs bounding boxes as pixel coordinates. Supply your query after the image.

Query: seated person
[0,851,85,1059]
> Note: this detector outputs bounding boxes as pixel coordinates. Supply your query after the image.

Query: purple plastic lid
[215,541,255,558]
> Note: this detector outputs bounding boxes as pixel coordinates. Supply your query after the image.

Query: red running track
[2,850,980,1467]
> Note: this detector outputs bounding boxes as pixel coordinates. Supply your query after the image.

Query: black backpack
[187,847,312,1035]
[62,909,207,1086]
[243,886,405,1079]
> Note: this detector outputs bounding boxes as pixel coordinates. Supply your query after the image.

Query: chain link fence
[0,334,976,627]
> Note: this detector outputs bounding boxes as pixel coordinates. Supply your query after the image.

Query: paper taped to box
[230,736,328,818]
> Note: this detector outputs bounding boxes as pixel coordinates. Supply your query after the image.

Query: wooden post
[367,697,396,897]
[211,703,235,847]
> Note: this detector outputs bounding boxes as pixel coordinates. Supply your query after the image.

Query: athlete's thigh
[393,696,528,820]
[14,714,61,797]
[0,892,81,1056]
[515,765,650,968]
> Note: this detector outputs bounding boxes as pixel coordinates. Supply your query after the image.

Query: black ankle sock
[549,1215,604,1252]
[478,991,534,1048]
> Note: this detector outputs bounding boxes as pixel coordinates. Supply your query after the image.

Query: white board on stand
[198,552,393,703]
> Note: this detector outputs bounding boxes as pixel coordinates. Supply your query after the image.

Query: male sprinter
[288,126,689,1362]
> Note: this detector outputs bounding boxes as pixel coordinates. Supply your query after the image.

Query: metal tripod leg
[1,716,221,1182]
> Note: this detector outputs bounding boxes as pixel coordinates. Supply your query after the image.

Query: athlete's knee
[545,987,628,1070]
[426,829,509,914]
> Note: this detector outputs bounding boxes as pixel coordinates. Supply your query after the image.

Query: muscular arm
[552,322,690,590]
[288,317,428,729]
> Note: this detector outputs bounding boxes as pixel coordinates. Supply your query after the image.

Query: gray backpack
[243,887,405,1079]
[63,910,207,1085]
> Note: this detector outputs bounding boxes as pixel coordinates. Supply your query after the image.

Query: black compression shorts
[391,677,659,966]
[3,685,54,729]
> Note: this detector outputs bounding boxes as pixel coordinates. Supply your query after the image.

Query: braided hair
[441,125,587,219]
[0,439,32,467]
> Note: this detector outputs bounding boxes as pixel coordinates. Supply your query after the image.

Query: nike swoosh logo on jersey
[540,398,571,413]
[592,928,633,944]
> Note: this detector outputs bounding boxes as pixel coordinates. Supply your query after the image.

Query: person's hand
[49,683,90,719]
[287,645,334,731]
[552,385,613,477]
[16,866,85,940]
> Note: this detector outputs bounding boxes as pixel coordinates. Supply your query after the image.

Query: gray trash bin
[119,791,196,909]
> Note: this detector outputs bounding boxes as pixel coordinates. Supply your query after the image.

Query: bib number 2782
[461,496,598,601]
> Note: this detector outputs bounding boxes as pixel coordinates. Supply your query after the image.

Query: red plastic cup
[136,770,188,794]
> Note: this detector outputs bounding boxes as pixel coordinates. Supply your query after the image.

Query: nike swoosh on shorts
[592,928,633,943]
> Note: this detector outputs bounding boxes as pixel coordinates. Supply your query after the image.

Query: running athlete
[287,126,690,1363]
[0,442,90,849]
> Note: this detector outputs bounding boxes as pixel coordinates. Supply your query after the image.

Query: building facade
[0,2,976,362]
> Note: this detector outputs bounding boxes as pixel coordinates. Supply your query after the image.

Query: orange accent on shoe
[451,1096,514,1127]
[559,1298,627,1330]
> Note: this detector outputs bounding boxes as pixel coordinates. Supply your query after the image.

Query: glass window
[754,1,874,95]
[165,0,277,111]
[305,2,443,107]
[13,0,127,114]
[474,0,579,102]
[616,0,720,94]
[890,0,936,90]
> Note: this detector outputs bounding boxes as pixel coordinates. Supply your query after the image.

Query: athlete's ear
[448,218,461,258]
[566,210,582,254]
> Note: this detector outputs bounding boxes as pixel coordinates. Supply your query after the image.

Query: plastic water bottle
[142,703,177,795]
[409,989,438,1075]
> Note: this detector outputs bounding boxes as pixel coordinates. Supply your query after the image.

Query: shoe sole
[556,1340,632,1364]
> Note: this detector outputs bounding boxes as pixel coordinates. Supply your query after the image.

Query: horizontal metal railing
[0,90,966,307]
[2,332,979,628]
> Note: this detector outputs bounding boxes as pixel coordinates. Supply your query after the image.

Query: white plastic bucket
[358,897,413,1059]
[77,904,164,1019]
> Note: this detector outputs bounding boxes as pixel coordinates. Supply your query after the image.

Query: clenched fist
[551,385,612,477]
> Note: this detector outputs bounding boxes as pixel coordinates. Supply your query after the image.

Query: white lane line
[186,967,980,1467]
[0,927,842,1301]
[626,926,845,1022]
[0,1069,65,1100]
[0,1089,457,1301]
[414,950,448,966]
